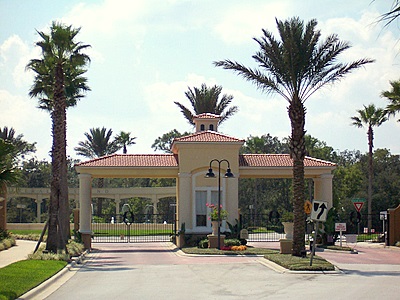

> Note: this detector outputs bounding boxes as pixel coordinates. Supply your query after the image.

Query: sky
[1,0,400,161]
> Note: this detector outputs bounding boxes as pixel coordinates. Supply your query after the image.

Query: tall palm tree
[174,83,238,126]
[215,17,373,256]
[0,139,19,230]
[26,22,90,253]
[382,80,400,122]
[115,131,136,154]
[351,104,387,232]
[75,127,122,215]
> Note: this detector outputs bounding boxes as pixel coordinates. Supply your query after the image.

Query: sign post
[310,200,328,266]
[335,223,347,247]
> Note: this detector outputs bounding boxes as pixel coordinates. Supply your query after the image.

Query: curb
[18,249,91,300]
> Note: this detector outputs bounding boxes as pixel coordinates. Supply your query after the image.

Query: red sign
[353,202,364,212]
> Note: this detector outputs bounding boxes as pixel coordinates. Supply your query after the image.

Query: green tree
[26,22,91,252]
[215,17,373,256]
[0,126,36,160]
[351,104,387,232]
[115,131,136,154]
[152,129,190,153]
[241,134,289,154]
[75,127,120,158]
[382,80,400,122]
[174,83,238,126]
[75,127,122,215]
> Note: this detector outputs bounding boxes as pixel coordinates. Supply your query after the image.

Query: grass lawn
[0,260,67,300]
[180,246,335,271]
[9,230,43,236]
[264,253,335,271]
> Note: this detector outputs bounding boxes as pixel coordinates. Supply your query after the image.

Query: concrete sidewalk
[0,240,38,268]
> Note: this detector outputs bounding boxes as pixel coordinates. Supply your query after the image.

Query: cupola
[192,113,221,133]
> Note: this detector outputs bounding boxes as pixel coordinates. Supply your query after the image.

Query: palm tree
[75,127,122,215]
[115,131,136,154]
[174,83,238,126]
[351,104,387,232]
[377,0,400,28]
[0,126,36,158]
[382,80,400,122]
[214,17,373,256]
[26,21,91,253]
[0,139,19,230]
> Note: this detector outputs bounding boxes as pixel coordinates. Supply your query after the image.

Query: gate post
[388,204,400,246]
[79,173,93,249]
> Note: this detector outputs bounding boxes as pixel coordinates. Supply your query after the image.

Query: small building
[75,113,336,248]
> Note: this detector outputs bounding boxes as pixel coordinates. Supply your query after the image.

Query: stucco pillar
[115,195,121,216]
[35,196,42,223]
[79,173,92,249]
[226,173,239,223]
[151,195,158,214]
[177,172,192,231]
[313,173,334,209]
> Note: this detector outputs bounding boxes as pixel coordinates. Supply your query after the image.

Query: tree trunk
[46,62,69,253]
[367,126,373,233]
[288,98,306,256]
[0,183,7,230]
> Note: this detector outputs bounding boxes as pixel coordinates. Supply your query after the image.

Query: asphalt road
[29,242,400,300]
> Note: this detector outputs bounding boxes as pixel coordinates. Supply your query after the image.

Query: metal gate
[240,213,285,242]
[91,213,175,243]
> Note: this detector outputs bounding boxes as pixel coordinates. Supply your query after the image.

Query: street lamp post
[205,159,234,249]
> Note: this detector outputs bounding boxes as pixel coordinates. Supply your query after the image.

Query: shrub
[224,239,241,246]
[67,240,85,257]
[198,239,209,249]
[0,229,11,241]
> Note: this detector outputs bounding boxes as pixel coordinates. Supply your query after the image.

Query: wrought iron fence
[240,212,386,243]
[240,213,285,242]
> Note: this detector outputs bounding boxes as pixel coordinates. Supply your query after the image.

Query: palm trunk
[288,98,306,256]
[0,183,7,230]
[367,126,373,233]
[46,62,69,253]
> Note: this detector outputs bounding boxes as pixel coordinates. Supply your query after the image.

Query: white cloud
[0,35,35,88]
[214,2,289,44]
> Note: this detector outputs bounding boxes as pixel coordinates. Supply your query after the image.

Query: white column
[36,196,42,223]
[115,195,121,216]
[313,173,334,209]
[151,195,158,214]
[79,173,92,234]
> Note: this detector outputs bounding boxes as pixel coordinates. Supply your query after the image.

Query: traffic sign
[310,200,328,222]
[352,198,365,212]
[304,200,312,214]
[335,223,346,232]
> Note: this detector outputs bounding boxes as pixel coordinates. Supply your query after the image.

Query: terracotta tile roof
[75,154,179,167]
[239,154,336,168]
[193,113,221,119]
[174,131,245,143]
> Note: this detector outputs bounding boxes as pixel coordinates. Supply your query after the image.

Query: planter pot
[211,221,220,236]
[282,222,294,240]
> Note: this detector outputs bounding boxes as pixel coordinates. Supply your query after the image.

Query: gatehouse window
[195,189,220,227]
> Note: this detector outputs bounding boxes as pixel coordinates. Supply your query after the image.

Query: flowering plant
[206,203,228,221]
